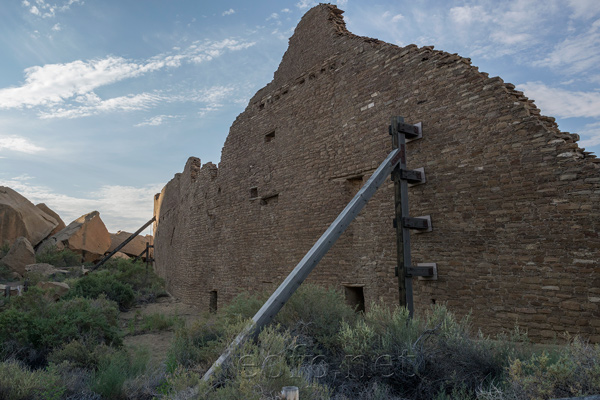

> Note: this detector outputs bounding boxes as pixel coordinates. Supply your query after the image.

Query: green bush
[35,245,81,268]
[90,346,150,399]
[65,270,135,310]
[508,336,600,399]
[0,359,66,400]
[0,288,121,367]
[94,257,167,303]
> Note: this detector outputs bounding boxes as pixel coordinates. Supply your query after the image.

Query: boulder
[108,231,153,258]
[36,281,70,301]
[36,203,66,236]
[37,211,111,263]
[25,263,67,277]
[112,251,131,260]
[0,237,35,277]
[0,186,58,247]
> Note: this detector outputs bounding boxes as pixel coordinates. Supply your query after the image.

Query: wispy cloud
[518,82,600,119]
[0,38,256,118]
[222,8,235,16]
[533,22,600,75]
[0,175,162,233]
[134,114,178,127]
[579,122,600,147]
[568,0,600,20]
[22,0,82,18]
[0,136,45,154]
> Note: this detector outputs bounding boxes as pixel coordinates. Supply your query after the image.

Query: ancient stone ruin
[153,5,600,342]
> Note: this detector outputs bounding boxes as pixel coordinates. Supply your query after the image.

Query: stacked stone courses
[154,5,600,343]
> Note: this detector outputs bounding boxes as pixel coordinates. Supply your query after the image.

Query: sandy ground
[120,295,204,367]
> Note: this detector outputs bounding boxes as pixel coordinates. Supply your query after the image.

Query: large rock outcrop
[36,203,66,237]
[154,5,599,342]
[0,187,58,247]
[0,236,35,277]
[37,211,111,263]
[108,231,153,258]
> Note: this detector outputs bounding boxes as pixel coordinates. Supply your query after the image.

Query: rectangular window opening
[209,291,218,313]
[344,285,365,313]
[264,130,275,143]
[346,175,364,196]
[250,187,258,199]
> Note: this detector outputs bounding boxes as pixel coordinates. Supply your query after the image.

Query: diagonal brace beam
[202,147,403,382]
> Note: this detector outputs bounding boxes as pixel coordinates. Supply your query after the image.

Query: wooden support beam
[202,146,404,382]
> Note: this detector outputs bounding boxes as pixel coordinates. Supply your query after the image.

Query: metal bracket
[406,263,437,279]
[389,121,422,142]
[401,215,432,232]
[401,167,426,186]
[416,263,437,281]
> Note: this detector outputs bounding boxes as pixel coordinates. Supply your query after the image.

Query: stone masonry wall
[154,5,600,342]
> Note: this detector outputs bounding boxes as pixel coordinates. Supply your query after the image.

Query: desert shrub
[140,312,181,332]
[507,336,600,399]
[65,270,135,310]
[35,245,81,268]
[277,284,357,351]
[0,289,121,367]
[90,346,151,399]
[0,359,66,400]
[171,326,331,400]
[96,257,167,303]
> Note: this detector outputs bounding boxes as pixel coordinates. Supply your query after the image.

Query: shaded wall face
[154,6,600,342]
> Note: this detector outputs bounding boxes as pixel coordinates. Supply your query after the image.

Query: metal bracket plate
[401,215,432,232]
[400,167,426,186]
[417,263,438,281]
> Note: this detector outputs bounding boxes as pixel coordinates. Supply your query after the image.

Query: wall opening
[209,291,218,313]
[344,285,365,313]
[265,130,275,142]
[250,187,258,199]
[346,175,364,196]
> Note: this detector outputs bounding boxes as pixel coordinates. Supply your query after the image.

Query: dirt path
[120,295,204,367]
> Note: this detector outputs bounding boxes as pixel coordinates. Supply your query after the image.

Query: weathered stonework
[154,5,600,342]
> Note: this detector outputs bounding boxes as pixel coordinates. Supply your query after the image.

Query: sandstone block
[108,231,153,258]
[0,186,58,247]
[37,211,111,263]
[0,236,35,277]
[36,203,66,236]
[25,263,66,278]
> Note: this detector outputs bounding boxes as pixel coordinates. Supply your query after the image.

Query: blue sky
[1,0,599,235]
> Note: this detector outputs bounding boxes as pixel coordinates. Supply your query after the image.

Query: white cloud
[534,27,600,75]
[0,136,45,154]
[222,8,235,16]
[518,81,600,118]
[281,8,291,13]
[134,114,178,127]
[0,38,255,114]
[0,176,162,233]
[267,13,279,20]
[22,0,82,18]
[449,5,490,25]
[296,0,316,9]
[579,122,600,147]
[39,92,163,119]
[568,0,600,20]
[51,23,61,31]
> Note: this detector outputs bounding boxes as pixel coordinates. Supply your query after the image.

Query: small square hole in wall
[250,187,258,198]
[344,285,365,313]
[209,291,218,313]
[264,131,275,143]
